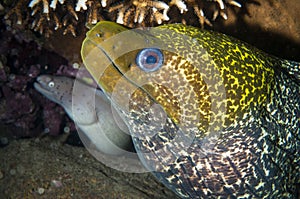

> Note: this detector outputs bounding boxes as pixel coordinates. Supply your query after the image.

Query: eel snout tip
[36,75,53,84]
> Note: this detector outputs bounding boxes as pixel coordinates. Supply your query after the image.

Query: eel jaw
[34,75,57,101]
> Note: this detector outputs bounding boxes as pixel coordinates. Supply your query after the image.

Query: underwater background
[0,0,299,198]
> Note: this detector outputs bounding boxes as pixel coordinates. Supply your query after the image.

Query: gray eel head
[34,75,73,109]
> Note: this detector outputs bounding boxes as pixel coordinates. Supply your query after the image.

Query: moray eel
[81,21,300,198]
[34,75,133,155]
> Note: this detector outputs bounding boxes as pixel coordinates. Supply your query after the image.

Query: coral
[5,0,81,37]
[108,0,170,26]
[4,0,245,37]
[28,0,79,37]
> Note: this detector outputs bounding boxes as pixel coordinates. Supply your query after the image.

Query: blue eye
[135,48,164,72]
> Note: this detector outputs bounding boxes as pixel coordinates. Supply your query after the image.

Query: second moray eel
[34,75,133,155]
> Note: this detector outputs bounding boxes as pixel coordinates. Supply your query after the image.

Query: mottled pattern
[81,21,300,198]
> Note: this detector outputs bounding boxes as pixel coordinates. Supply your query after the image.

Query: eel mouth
[33,75,54,97]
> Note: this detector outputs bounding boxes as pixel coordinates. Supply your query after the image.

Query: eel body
[34,75,132,155]
[81,21,300,198]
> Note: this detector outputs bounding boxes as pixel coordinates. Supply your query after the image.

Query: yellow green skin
[81,21,300,198]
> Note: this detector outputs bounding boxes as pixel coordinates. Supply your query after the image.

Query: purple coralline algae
[0,20,78,138]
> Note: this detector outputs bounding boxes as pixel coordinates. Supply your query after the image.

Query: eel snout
[34,75,56,96]
[34,75,70,106]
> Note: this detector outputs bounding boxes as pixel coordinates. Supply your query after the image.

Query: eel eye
[135,48,163,72]
[48,81,55,88]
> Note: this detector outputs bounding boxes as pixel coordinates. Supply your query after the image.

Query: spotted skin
[81,21,300,198]
[34,75,133,155]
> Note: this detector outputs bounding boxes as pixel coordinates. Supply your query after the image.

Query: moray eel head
[81,21,299,198]
[34,75,73,107]
[81,21,274,135]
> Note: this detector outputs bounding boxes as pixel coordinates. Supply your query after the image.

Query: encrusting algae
[4,0,243,37]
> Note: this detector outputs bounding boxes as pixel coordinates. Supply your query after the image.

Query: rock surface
[0,137,178,198]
